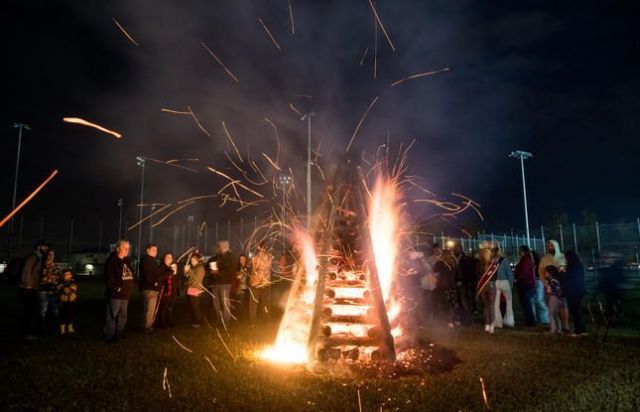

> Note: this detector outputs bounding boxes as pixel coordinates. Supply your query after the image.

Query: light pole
[300,112,315,230]
[117,198,124,240]
[7,123,30,259]
[136,156,146,270]
[509,150,533,247]
[277,174,292,254]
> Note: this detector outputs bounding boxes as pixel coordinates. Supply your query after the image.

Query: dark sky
[2,0,639,243]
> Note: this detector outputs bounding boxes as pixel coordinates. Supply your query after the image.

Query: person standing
[492,246,514,328]
[539,240,569,331]
[515,245,537,326]
[433,249,459,328]
[563,250,587,335]
[476,248,496,334]
[249,243,273,326]
[453,244,477,326]
[39,248,60,332]
[156,253,178,328]
[56,269,78,334]
[19,241,47,338]
[210,240,237,326]
[531,249,548,325]
[185,253,206,328]
[139,244,165,334]
[103,240,134,342]
[234,254,250,322]
[543,265,565,334]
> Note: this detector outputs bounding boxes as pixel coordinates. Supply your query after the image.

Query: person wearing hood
[538,240,569,332]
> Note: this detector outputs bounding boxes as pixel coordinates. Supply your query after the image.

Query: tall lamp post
[136,156,146,270]
[509,150,533,247]
[7,123,30,259]
[277,175,292,254]
[117,198,124,240]
[300,112,315,230]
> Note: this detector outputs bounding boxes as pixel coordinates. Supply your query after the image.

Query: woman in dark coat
[563,250,587,335]
[514,245,537,326]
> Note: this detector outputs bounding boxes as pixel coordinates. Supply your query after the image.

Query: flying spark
[201,42,240,83]
[346,96,380,152]
[0,170,58,229]
[288,0,295,35]
[367,0,396,51]
[258,17,282,50]
[390,67,451,87]
[112,18,139,46]
[63,117,122,139]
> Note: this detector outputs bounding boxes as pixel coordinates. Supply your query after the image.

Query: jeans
[59,302,76,326]
[494,280,514,327]
[534,280,549,324]
[104,298,129,340]
[480,282,496,326]
[19,288,39,336]
[212,284,232,325]
[141,290,159,330]
[517,284,537,326]
[157,295,176,327]
[457,283,475,326]
[248,286,271,324]
[188,296,202,325]
[566,294,586,334]
[38,291,59,319]
[548,295,565,333]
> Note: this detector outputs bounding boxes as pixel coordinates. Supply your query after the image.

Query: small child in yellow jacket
[56,269,78,334]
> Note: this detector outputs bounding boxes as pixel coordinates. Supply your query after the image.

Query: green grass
[0,277,639,411]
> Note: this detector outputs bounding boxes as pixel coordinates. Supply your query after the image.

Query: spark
[0,170,58,229]
[373,9,378,79]
[221,121,244,162]
[201,41,240,83]
[204,356,218,373]
[359,48,369,66]
[480,376,489,410]
[153,202,195,227]
[346,95,380,152]
[128,203,172,231]
[357,388,363,412]
[112,18,139,46]
[367,0,396,51]
[162,367,172,398]
[390,67,451,87]
[143,156,198,173]
[216,328,237,361]
[293,94,312,99]
[176,247,197,262]
[187,105,211,137]
[262,152,282,171]
[289,103,303,116]
[288,0,295,35]
[172,335,193,353]
[63,117,122,139]
[166,158,200,164]
[161,108,191,115]
[263,118,281,164]
[258,17,282,50]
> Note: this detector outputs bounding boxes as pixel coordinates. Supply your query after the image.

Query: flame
[259,230,318,365]
[369,178,399,302]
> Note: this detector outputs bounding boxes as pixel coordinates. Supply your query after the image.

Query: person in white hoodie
[538,240,570,332]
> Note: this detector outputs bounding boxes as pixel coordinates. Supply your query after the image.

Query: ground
[0,277,639,411]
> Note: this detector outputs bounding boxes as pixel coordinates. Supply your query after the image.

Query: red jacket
[515,254,537,288]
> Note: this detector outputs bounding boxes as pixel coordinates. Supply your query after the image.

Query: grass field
[0,277,639,411]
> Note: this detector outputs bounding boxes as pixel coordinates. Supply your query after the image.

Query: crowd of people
[14,235,627,342]
[405,239,590,336]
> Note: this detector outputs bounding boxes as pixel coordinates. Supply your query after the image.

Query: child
[56,269,78,334]
[544,265,564,334]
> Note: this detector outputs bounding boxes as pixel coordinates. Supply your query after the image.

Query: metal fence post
[572,223,578,253]
[541,225,546,246]
[595,221,601,253]
[559,224,564,251]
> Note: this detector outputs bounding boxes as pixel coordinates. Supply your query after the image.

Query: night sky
[2,0,639,245]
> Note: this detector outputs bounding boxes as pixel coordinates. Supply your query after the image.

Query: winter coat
[495,257,514,285]
[104,252,135,299]
[249,252,272,288]
[560,261,586,300]
[40,262,60,294]
[185,263,206,289]
[139,254,165,292]
[212,251,237,285]
[20,252,42,289]
[434,259,456,290]
[160,264,177,298]
[515,253,537,289]
[538,240,566,284]
[57,278,78,303]
[455,254,478,286]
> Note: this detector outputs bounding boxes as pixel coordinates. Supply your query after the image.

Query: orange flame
[369,178,399,302]
[259,230,318,364]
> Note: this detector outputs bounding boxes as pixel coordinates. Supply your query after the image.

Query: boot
[60,324,66,335]
[67,323,75,334]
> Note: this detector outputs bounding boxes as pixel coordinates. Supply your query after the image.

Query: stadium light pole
[117,198,124,240]
[136,156,146,270]
[300,112,315,230]
[509,150,533,248]
[277,174,292,254]
[7,123,30,260]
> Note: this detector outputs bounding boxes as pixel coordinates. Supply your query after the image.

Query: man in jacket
[454,244,477,326]
[139,243,165,333]
[209,240,237,326]
[19,240,48,338]
[103,240,134,342]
